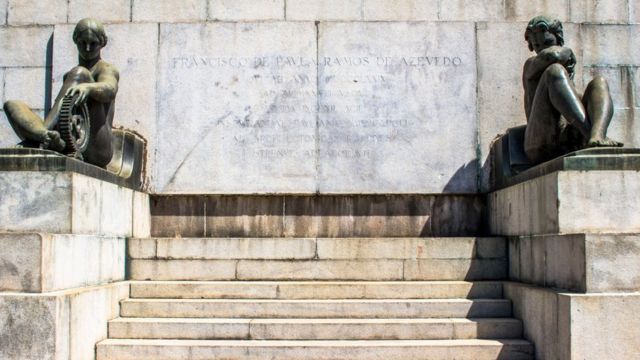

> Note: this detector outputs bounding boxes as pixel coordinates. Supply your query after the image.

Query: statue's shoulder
[95,60,120,80]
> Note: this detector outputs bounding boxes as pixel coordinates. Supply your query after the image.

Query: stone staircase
[96,236,533,359]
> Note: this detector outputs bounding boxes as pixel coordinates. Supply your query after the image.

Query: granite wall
[0,0,638,193]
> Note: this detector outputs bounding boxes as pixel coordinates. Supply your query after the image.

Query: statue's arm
[523,58,534,121]
[523,46,574,81]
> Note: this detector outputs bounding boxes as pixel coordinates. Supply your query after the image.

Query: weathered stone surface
[0,233,125,292]
[0,282,128,360]
[0,172,135,236]
[2,67,46,109]
[120,298,513,318]
[68,0,131,23]
[237,260,404,281]
[129,260,238,281]
[570,0,629,23]
[503,0,569,21]
[0,26,52,67]
[489,171,640,235]
[0,0,6,25]
[317,22,478,193]
[154,22,317,193]
[362,0,438,21]
[7,0,67,25]
[403,259,507,281]
[53,23,158,159]
[132,0,207,22]
[439,0,503,21]
[132,192,151,238]
[580,25,640,66]
[129,281,504,299]
[286,0,362,20]
[97,339,533,360]
[209,0,284,20]
[153,238,317,260]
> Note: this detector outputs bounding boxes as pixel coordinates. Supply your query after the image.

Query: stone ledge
[0,232,125,293]
[509,233,640,293]
[0,281,129,360]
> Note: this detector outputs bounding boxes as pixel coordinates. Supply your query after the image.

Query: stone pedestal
[489,161,640,359]
[0,170,149,360]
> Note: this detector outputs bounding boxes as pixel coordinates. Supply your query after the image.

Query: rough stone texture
[120,298,513,318]
[439,0,504,21]
[0,233,125,292]
[129,281,504,300]
[503,0,569,21]
[0,282,128,360]
[317,22,477,193]
[130,260,238,281]
[581,24,640,66]
[362,0,438,21]
[509,233,640,292]
[570,0,630,23]
[209,0,284,21]
[53,23,158,168]
[489,171,640,236]
[154,22,317,193]
[286,0,362,21]
[0,172,135,236]
[68,0,131,23]
[403,259,507,281]
[0,26,52,67]
[2,67,47,109]
[7,0,67,25]
[150,195,485,238]
[153,238,316,260]
[132,192,151,238]
[236,260,405,280]
[132,0,207,22]
[0,0,6,25]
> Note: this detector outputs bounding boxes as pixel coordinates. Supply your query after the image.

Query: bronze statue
[522,15,622,164]
[4,18,119,167]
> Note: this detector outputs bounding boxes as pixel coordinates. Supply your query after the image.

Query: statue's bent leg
[543,63,590,137]
[582,76,621,146]
[44,66,95,128]
[3,100,47,143]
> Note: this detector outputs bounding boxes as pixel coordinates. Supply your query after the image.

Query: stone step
[129,259,507,281]
[97,339,534,359]
[129,280,504,299]
[129,237,506,260]
[108,317,523,340]
[120,299,512,319]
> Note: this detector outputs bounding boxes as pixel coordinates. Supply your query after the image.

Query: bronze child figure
[3,18,119,167]
[522,15,622,164]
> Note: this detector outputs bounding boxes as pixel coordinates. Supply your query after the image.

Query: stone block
[205,195,285,237]
[150,195,205,237]
[286,0,362,21]
[68,0,131,23]
[439,0,503,21]
[0,111,24,147]
[129,260,238,281]
[7,0,67,25]
[0,282,128,360]
[237,260,404,281]
[0,0,6,25]
[2,67,47,109]
[0,233,125,292]
[154,22,317,193]
[489,171,640,236]
[362,0,438,21]
[317,22,478,193]
[581,25,640,65]
[0,171,134,236]
[209,0,284,20]
[132,0,207,22]
[403,259,507,281]
[132,192,151,238]
[53,23,158,161]
[632,0,640,23]
[570,0,629,23]
[0,26,52,67]
[503,0,569,22]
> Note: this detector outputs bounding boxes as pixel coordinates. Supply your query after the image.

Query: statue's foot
[40,131,66,152]
[587,136,624,147]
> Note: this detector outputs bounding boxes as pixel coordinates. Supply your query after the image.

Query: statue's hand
[65,84,93,106]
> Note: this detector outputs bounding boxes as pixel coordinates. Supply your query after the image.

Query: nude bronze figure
[4,18,119,167]
[523,15,622,164]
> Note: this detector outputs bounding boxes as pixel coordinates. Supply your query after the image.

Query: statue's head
[72,18,108,61]
[524,15,565,54]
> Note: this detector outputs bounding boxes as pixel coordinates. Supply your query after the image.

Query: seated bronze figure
[4,18,118,167]
[523,15,622,164]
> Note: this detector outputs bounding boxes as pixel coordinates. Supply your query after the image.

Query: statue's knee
[591,75,609,90]
[3,100,26,115]
[65,66,92,82]
[543,63,569,80]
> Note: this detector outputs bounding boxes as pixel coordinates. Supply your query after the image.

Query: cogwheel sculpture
[57,94,91,159]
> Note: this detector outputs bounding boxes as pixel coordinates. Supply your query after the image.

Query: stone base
[0,232,125,292]
[0,282,129,360]
[508,233,640,292]
[489,170,640,235]
[504,282,640,360]
[0,171,150,237]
